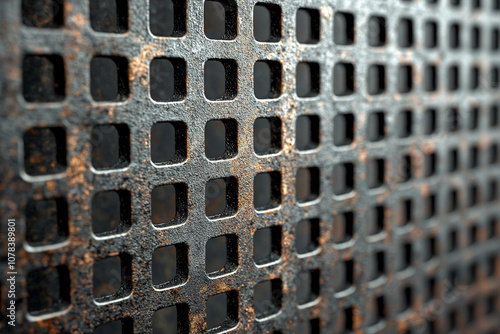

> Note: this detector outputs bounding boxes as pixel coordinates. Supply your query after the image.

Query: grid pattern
[1,0,500,333]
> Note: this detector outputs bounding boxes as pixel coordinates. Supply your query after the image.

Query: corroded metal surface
[1,0,500,333]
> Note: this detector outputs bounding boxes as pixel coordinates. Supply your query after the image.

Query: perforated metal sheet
[1,0,500,333]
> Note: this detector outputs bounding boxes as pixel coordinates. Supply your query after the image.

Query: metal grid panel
[1,0,500,333]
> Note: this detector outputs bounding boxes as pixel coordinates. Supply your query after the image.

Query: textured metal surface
[1,0,500,333]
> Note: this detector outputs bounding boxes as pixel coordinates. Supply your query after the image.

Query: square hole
[470,66,480,90]
[334,307,354,333]
[424,64,438,92]
[152,243,188,289]
[91,124,130,170]
[367,251,385,282]
[334,62,355,96]
[448,229,459,252]
[333,211,354,244]
[448,148,459,173]
[297,318,320,334]
[296,115,320,150]
[296,62,321,97]
[296,218,320,254]
[95,318,133,334]
[90,0,128,33]
[425,276,437,302]
[333,163,355,196]
[204,59,238,100]
[92,190,131,236]
[254,117,282,155]
[396,109,413,138]
[368,16,386,47]
[469,106,480,130]
[205,177,238,218]
[333,113,355,146]
[152,304,189,334]
[367,111,386,142]
[254,279,283,319]
[469,224,479,245]
[296,8,320,44]
[367,205,385,236]
[297,269,320,305]
[23,55,65,102]
[398,285,413,314]
[254,3,282,42]
[488,144,498,165]
[151,121,187,165]
[24,127,66,176]
[334,259,354,293]
[492,27,500,51]
[367,65,385,95]
[254,60,282,99]
[22,0,64,28]
[334,12,355,45]
[296,167,320,203]
[397,64,413,93]
[366,295,386,327]
[254,171,282,211]
[487,180,498,202]
[93,253,132,303]
[150,0,186,37]
[398,18,414,48]
[490,66,500,89]
[471,26,481,50]
[26,197,68,247]
[204,0,237,40]
[151,183,188,227]
[425,21,438,48]
[367,158,385,189]
[468,183,479,207]
[253,226,282,265]
[469,145,480,169]
[206,234,238,277]
[449,23,461,49]
[397,242,413,271]
[448,65,460,91]
[423,193,437,219]
[447,107,460,132]
[490,104,499,127]
[206,291,238,331]
[205,119,238,160]
[150,58,186,102]
[425,235,438,262]
[397,154,413,183]
[27,265,70,315]
[423,108,438,135]
[90,56,129,102]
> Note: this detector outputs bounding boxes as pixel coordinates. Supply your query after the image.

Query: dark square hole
[424,64,438,92]
[152,304,189,334]
[447,107,460,132]
[469,145,480,169]
[398,198,413,226]
[297,269,320,305]
[253,226,282,265]
[449,23,461,49]
[468,183,479,207]
[24,126,66,176]
[26,197,68,247]
[23,55,65,102]
[151,121,187,165]
[367,111,385,142]
[397,154,413,183]
[425,276,437,303]
[254,171,282,210]
[397,64,413,94]
[22,0,64,28]
[490,105,499,128]
[92,190,131,236]
[334,62,355,96]
[366,295,386,327]
[204,0,237,40]
[204,59,238,100]
[94,318,133,334]
[450,0,461,6]
[487,179,498,203]
[150,58,186,102]
[334,12,355,45]
[93,253,132,303]
[333,211,354,244]
[91,124,130,170]
[296,115,320,150]
[425,21,438,48]
[488,143,498,165]
[206,235,238,277]
[367,205,385,236]
[397,242,413,272]
[423,108,438,135]
[398,286,413,314]
[424,235,438,262]
[490,66,500,89]
[90,0,128,33]
[333,259,354,292]
[254,3,282,42]
[254,279,283,319]
[205,119,238,160]
[333,162,355,196]
[397,109,413,138]
[297,318,320,334]
[151,183,188,227]
[254,60,282,99]
[296,8,320,44]
[296,62,321,97]
[367,65,385,95]
[254,117,282,155]
[448,65,460,91]
[448,148,459,173]
[27,265,70,315]
[296,167,320,203]
[449,229,459,252]
[398,18,414,48]
[205,176,238,218]
[471,26,481,50]
[334,307,354,333]
[333,113,355,146]
[296,218,320,254]
[367,251,385,282]
[90,56,129,101]
[206,291,238,331]
[423,193,437,219]
[152,243,188,288]
[470,66,480,90]
[367,158,385,189]
[469,106,480,130]
[492,27,500,51]
[469,224,479,245]
[368,16,386,47]
[150,0,186,37]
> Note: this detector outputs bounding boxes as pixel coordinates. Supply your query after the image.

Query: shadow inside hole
[150,0,186,37]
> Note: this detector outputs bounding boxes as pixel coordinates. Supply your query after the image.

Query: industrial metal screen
[1,0,500,333]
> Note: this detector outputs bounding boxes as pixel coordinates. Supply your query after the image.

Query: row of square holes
[22,54,500,103]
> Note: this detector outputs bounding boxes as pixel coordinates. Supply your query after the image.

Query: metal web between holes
[0,0,500,333]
